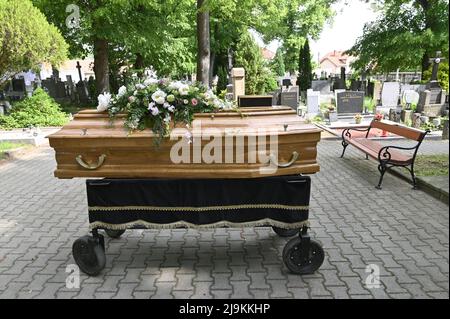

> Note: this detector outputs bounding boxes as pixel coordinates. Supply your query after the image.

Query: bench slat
[370,120,426,141]
[346,138,413,165]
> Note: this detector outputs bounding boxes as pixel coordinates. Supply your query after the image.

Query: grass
[415,154,449,177]
[0,142,28,160]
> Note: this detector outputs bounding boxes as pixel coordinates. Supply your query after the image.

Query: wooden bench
[340,120,429,189]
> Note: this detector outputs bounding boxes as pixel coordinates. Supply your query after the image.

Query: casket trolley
[48,107,325,276]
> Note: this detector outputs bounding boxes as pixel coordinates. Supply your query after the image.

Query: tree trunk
[94,38,110,94]
[196,0,210,87]
[135,53,145,77]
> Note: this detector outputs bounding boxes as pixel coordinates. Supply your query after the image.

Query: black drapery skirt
[87,175,311,230]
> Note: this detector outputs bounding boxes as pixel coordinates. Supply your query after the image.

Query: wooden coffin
[48,106,321,179]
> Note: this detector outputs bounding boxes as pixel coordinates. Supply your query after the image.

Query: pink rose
[191,98,198,106]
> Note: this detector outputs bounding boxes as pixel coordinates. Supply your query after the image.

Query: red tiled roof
[320,51,352,68]
[261,48,275,60]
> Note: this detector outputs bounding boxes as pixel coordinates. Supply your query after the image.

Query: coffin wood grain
[48,107,322,179]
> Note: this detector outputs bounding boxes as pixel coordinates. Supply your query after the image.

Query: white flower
[97,93,112,112]
[144,77,158,86]
[148,102,159,116]
[183,99,189,105]
[168,81,183,91]
[117,86,127,98]
[168,105,175,113]
[135,83,146,90]
[163,102,171,109]
[152,90,167,105]
[179,84,190,96]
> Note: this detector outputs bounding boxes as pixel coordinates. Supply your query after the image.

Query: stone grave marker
[281,90,299,110]
[402,90,420,107]
[238,95,272,107]
[381,82,400,108]
[231,68,245,101]
[336,91,364,114]
[306,90,320,115]
[312,80,331,94]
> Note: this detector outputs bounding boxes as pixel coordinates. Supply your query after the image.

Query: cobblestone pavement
[0,140,448,299]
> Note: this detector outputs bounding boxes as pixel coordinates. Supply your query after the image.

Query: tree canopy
[30,0,335,93]
[0,0,68,86]
[348,0,449,76]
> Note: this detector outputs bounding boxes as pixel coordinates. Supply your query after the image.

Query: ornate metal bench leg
[376,163,387,189]
[340,141,349,158]
[410,164,418,190]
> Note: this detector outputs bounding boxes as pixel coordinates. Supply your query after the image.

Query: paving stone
[0,142,447,299]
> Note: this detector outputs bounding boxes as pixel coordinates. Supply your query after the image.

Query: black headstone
[281,91,299,110]
[336,91,364,114]
[238,95,272,107]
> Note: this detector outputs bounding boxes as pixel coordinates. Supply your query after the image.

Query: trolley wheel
[104,229,126,239]
[283,237,324,274]
[72,235,106,276]
[272,227,300,237]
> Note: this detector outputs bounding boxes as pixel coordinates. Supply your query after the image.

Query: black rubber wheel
[272,227,300,237]
[104,229,126,239]
[72,235,106,276]
[283,237,324,274]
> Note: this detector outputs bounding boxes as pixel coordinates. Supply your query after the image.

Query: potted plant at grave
[327,105,338,122]
[354,113,363,124]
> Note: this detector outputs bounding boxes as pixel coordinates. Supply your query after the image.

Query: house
[316,50,355,78]
[261,47,275,61]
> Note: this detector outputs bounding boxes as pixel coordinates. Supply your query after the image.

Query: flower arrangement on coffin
[354,113,363,124]
[97,76,235,145]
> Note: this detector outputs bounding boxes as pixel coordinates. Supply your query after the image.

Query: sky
[260,1,379,63]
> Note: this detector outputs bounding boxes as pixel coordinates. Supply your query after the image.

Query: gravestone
[311,80,331,94]
[306,90,320,115]
[336,91,364,114]
[416,51,446,117]
[282,78,292,89]
[402,90,420,108]
[55,81,67,99]
[271,89,281,106]
[281,91,299,110]
[77,82,90,104]
[231,68,245,101]
[381,82,400,108]
[350,80,362,91]
[12,78,25,92]
[42,79,57,97]
[238,95,272,107]
[334,89,345,104]
[417,90,446,117]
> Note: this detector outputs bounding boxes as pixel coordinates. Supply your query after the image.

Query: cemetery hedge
[0,88,68,129]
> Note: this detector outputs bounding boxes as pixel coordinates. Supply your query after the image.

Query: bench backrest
[370,120,427,141]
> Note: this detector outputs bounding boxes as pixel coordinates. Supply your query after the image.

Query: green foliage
[364,97,375,112]
[0,88,69,129]
[271,48,286,77]
[234,31,279,95]
[297,39,312,91]
[216,65,229,93]
[422,62,449,92]
[0,0,68,85]
[348,0,449,74]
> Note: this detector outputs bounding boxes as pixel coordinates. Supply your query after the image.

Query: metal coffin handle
[76,154,107,170]
[268,151,299,168]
